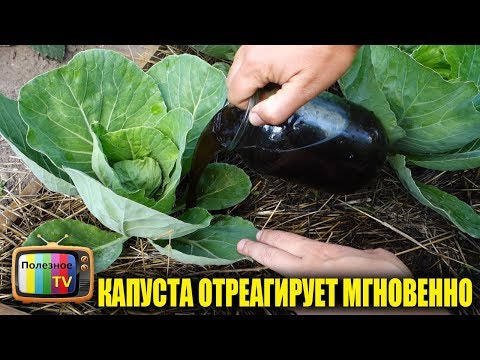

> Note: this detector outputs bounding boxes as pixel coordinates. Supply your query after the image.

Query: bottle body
[187,92,388,207]
[211,92,388,194]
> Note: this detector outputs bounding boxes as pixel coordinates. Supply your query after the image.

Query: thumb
[249,77,318,126]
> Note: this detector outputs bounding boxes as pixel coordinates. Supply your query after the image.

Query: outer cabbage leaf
[150,215,257,265]
[339,46,406,144]
[407,139,480,171]
[147,54,227,173]
[24,219,128,273]
[193,163,251,210]
[389,155,480,238]
[0,95,77,195]
[370,45,480,154]
[65,168,212,240]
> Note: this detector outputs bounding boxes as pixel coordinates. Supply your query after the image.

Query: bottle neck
[223,93,259,151]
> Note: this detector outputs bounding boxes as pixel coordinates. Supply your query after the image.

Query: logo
[12,242,94,304]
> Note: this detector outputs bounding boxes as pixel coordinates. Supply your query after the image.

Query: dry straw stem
[0,46,479,315]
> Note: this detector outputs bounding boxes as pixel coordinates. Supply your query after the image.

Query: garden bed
[0,45,478,315]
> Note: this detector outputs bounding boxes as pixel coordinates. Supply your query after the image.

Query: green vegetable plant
[339,45,480,238]
[0,49,255,271]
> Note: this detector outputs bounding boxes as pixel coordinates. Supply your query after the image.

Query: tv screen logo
[12,243,94,303]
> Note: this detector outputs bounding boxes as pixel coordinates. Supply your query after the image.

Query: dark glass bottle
[186,91,388,208]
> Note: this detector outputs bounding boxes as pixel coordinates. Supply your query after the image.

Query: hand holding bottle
[227,45,360,126]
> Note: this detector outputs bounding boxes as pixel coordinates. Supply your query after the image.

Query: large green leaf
[65,168,212,240]
[190,45,240,61]
[407,139,480,170]
[339,46,406,144]
[0,95,77,195]
[370,45,480,154]
[150,215,257,265]
[7,142,78,196]
[194,163,251,210]
[154,109,194,211]
[147,54,227,173]
[100,126,178,189]
[30,45,65,61]
[411,45,451,79]
[24,219,128,273]
[389,154,480,238]
[0,96,36,159]
[19,49,167,176]
[442,45,480,86]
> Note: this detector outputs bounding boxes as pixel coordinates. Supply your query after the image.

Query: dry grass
[0,45,478,315]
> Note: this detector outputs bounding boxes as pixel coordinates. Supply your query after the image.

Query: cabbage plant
[0,49,256,271]
[340,45,480,238]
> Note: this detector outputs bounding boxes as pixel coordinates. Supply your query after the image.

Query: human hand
[238,230,452,315]
[226,45,360,126]
[237,229,412,278]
